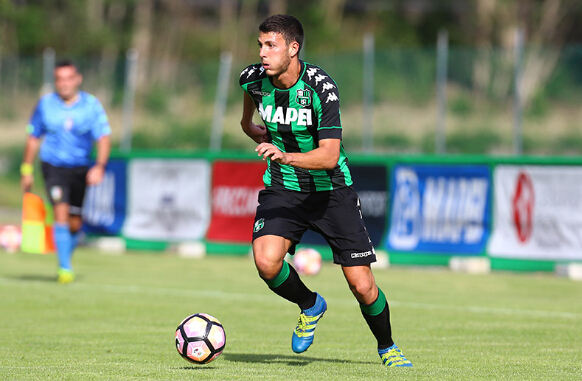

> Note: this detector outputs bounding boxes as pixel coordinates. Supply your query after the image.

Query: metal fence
[1,43,581,156]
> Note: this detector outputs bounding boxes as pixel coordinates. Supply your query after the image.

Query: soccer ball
[293,247,322,276]
[0,225,21,253]
[175,313,226,364]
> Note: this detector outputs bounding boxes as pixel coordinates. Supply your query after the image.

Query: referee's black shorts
[41,162,89,216]
[252,186,376,267]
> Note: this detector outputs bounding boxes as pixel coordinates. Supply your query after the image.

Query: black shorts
[41,162,89,215]
[252,186,376,266]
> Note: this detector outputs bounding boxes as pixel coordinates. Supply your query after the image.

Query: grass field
[1,249,581,381]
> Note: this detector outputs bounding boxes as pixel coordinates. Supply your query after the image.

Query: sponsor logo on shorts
[350,250,374,259]
[253,218,265,233]
[50,186,63,202]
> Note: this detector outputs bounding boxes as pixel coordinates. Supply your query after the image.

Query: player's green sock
[263,260,317,311]
[360,286,394,349]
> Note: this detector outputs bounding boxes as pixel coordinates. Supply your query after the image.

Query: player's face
[54,65,82,102]
[258,32,293,77]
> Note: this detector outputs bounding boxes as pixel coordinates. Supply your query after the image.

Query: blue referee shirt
[27,91,112,168]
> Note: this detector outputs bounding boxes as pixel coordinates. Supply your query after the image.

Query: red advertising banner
[206,161,266,243]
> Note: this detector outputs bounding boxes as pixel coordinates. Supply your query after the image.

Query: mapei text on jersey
[258,103,313,126]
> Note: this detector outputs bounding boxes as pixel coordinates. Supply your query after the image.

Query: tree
[472,0,580,107]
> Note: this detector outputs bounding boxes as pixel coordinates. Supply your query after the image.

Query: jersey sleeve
[239,63,266,92]
[90,98,112,140]
[304,65,342,140]
[317,81,341,140]
[26,100,45,138]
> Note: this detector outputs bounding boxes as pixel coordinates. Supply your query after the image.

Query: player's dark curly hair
[259,14,304,52]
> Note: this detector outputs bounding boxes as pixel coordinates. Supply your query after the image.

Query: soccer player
[239,15,412,367]
[21,59,111,284]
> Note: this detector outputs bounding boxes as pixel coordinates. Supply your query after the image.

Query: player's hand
[86,164,105,186]
[246,123,269,144]
[256,143,288,164]
[21,174,34,193]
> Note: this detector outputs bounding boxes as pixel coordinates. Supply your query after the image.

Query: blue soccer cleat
[378,344,413,367]
[292,293,327,353]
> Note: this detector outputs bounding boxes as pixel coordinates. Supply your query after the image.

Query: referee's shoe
[57,268,75,284]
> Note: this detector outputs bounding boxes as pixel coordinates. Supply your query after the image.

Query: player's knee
[348,278,376,301]
[253,251,282,280]
[69,216,83,233]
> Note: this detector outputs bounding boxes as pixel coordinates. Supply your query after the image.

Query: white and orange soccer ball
[293,247,322,276]
[175,313,226,364]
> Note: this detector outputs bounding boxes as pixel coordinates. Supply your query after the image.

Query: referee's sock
[262,260,317,311]
[70,231,81,256]
[54,223,73,270]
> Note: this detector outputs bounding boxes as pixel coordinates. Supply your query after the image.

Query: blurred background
[1,0,582,212]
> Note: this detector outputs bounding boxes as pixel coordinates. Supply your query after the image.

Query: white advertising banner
[122,159,211,241]
[488,165,582,260]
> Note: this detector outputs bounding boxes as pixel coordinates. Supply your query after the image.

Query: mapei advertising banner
[206,161,266,243]
[386,164,491,255]
[83,159,127,235]
[122,159,211,241]
[488,165,582,260]
[302,164,388,247]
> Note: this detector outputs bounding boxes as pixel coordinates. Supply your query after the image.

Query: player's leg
[42,163,88,283]
[319,186,411,366]
[69,214,83,256]
[253,234,326,353]
[342,266,391,345]
[53,201,75,283]
[252,188,327,353]
[42,163,74,282]
[252,189,317,308]
[67,165,89,257]
[342,265,390,347]
[253,234,315,308]
[342,264,411,367]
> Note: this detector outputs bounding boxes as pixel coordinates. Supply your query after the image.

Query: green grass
[1,249,581,380]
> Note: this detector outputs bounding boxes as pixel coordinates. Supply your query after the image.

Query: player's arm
[256,138,340,171]
[86,135,111,185]
[240,92,268,144]
[21,135,41,192]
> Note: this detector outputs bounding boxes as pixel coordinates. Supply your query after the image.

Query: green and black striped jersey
[240,60,353,192]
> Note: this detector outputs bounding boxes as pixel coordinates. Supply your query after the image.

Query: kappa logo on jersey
[314,74,327,86]
[322,82,336,92]
[306,67,318,80]
[240,66,259,78]
[296,89,312,107]
[258,102,313,126]
[326,92,339,103]
[241,66,264,81]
